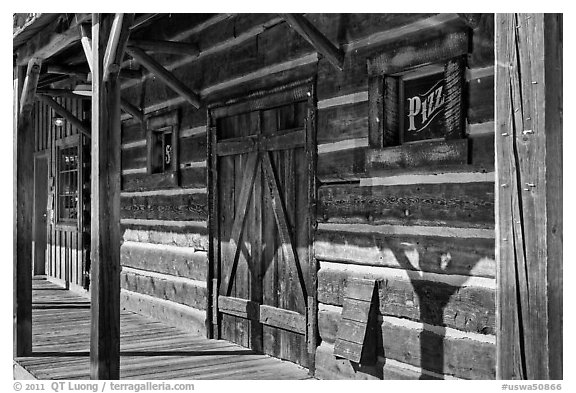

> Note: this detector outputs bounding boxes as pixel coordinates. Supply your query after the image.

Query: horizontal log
[315,342,432,380]
[120,289,205,336]
[318,133,494,182]
[122,227,208,252]
[366,139,469,173]
[317,102,368,144]
[210,79,310,119]
[314,226,495,278]
[120,270,207,310]
[180,166,207,188]
[179,134,207,164]
[367,30,468,75]
[120,192,208,221]
[317,266,495,334]
[468,74,494,124]
[121,145,146,170]
[121,121,146,144]
[122,171,177,191]
[318,182,495,228]
[129,39,200,56]
[120,241,208,281]
[317,309,495,379]
[317,146,367,182]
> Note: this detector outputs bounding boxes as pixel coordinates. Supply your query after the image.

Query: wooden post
[14,57,42,357]
[495,13,562,380]
[90,13,121,380]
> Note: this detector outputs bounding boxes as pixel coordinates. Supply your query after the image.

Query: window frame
[145,109,180,187]
[367,30,469,150]
[54,134,81,229]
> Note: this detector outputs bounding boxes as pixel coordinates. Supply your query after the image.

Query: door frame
[33,151,49,276]
[206,77,318,370]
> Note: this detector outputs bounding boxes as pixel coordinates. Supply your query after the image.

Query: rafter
[126,46,201,108]
[15,14,91,65]
[37,88,90,100]
[280,13,344,72]
[37,95,91,138]
[128,39,200,56]
[120,98,144,123]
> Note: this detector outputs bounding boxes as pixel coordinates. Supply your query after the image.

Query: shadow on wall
[320,229,494,379]
[385,242,487,379]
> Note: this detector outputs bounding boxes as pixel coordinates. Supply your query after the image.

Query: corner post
[90,13,121,380]
[14,57,42,357]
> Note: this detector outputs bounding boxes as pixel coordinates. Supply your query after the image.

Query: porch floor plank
[15,278,313,380]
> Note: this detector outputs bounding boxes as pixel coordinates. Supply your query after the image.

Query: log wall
[117,13,495,379]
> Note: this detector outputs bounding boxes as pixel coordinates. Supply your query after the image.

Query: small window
[367,31,468,149]
[150,126,174,174]
[55,136,80,225]
[146,109,180,186]
[370,57,465,148]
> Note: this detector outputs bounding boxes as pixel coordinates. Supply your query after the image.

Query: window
[369,57,465,148]
[150,126,174,174]
[146,109,180,186]
[365,31,470,172]
[55,136,80,225]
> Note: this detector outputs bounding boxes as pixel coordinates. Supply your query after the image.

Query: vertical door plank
[261,107,281,359]
[219,152,236,345]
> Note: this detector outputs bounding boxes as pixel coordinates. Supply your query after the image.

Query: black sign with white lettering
[402,72,446,143]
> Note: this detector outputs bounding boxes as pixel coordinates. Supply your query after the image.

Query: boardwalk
[14,278,312,380]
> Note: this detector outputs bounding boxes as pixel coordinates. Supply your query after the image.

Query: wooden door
[210,82,316,368]
[33,153,48,276]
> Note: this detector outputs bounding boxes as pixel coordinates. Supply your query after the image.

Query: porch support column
[90,13,121,380]
[495,13,562,380]
[14,58,42,357]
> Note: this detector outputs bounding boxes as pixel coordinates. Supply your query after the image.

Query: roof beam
[120,98,144,123]
[128,39,200,56]
[15,13,91,66]
[37,94,91,138]
[280,13,344,72]
[37,88,90,100]
[126,46,200,108]
[130,13,162,31]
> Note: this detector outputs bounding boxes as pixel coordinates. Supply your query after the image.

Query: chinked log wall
[118,13,495,379]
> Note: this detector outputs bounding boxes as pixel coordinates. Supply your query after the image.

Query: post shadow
[391,242,482,379]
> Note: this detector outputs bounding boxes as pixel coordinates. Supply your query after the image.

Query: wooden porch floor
[14,278,312,380]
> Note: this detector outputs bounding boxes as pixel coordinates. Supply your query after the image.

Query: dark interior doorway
[33,153,48,276]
